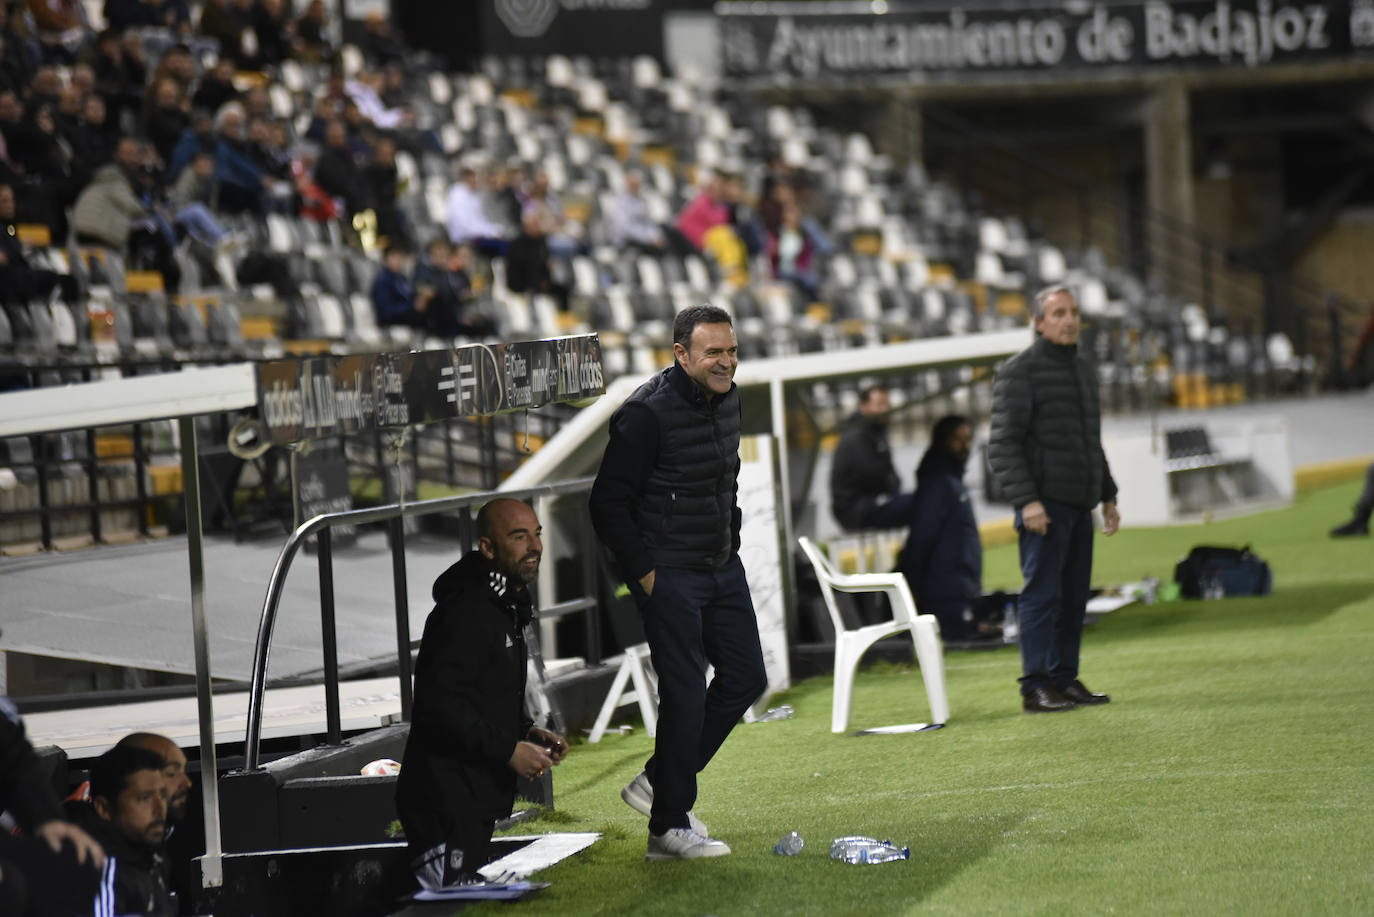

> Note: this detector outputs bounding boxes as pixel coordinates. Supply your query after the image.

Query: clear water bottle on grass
[829,836,910,864]
[755,704,794,722]
[774,831,804,855]
[1001,601,1019,644]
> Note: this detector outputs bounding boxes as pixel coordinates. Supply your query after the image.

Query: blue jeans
[632,555,767,835]
[175,203,229,246]
[1015,499,1094,695]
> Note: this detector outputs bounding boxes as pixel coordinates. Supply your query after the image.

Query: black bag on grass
[1174,545,1273,598]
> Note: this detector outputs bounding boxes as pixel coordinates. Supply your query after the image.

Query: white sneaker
[645,827,731,861]
[621,770,708,835]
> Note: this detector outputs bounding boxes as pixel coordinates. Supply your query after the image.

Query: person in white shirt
[445,167,508,255]
[610,169,666,254]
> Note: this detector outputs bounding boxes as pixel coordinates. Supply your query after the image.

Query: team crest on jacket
[489,571,508,598]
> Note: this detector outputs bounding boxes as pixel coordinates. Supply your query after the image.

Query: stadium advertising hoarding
[718,1,1374,81]
[255,334,605,444]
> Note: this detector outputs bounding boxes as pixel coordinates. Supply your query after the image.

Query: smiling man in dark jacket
[589,305,767,862]
[395,498,567,891]
[989,286,1119,714]
[898,415,983,642]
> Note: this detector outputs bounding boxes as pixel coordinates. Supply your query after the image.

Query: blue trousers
[1015,499,1094,695]
[634,555,767,835]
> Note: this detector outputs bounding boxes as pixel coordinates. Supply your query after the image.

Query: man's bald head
[476,499,543,584]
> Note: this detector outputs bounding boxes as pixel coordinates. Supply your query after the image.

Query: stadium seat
[797,537,949,733]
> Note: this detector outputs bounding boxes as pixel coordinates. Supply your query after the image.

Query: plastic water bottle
[1001,602,1019,644]
[828,836,910,865]
[755,704,795,722]
[774,831,804,856]
[1203,572,1225,600]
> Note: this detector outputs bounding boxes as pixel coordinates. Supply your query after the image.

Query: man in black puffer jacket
[989,286,1120,714]
[590,305,767,862]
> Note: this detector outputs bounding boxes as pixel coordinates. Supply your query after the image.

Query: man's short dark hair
[90,746,165,806]
[931,414,969,451]
[672,305,732,349]
[383,243,409,259]
[859,385,887,405]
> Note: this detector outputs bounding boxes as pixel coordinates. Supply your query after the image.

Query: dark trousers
[635,555,767,836]
[1015,499,1094,695]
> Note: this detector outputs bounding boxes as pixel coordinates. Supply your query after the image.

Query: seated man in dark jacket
[413,239,496,340]
[897,415,990,643]
[65,745,175,916]
[829,385,913,531]
[395,498,567,891]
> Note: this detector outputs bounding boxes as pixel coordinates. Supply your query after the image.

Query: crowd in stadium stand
[0,0,862,342]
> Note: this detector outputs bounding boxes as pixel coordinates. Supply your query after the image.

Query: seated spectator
[521,168,580,258]
[73,136,180,290]
[76,92,116,169]
[165,108,213,180]
[609,167,665,254]
[293,0,332,62]
[313,118,371,222]
[25,0,87,64]
[148,43,196,96]
[105,0,191,32]
[345,69,412,131]
[721,171,763,257]
[251,0,293,67]
[445,165,507,256]
[0,8,39,96]
[0,182,78,304]
[197,0,245,65]
[371,242,425,329]
[0,695,104,916]
[829,385,913,531]
[211,102,266,214]
[896,415,992,643]
[487,162,524,235]
[191,56,239,116]
[505,206,571,313]
[1330,460,1374,537]
[674,172,729,253]
[413,238,495,339]
[64,745,175,917]
[767,200,832,303]
[359,10,405,67]
[363,134,409,246]
[144,77,191,165]
[166,151,230,247]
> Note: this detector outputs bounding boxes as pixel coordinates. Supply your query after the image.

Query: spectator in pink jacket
[674,173,730,252]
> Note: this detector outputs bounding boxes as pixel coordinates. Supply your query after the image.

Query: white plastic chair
[587,643,658,743]
[798,536,950,733]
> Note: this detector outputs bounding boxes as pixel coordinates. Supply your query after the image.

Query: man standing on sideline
[988,286,1120,713]
[590,305,767,861]
[395,499,567,891]
[829,385,914,532]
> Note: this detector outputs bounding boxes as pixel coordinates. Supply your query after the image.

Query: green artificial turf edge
[461,480,1374,916]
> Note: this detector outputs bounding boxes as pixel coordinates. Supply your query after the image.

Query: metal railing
[242,475,599,771]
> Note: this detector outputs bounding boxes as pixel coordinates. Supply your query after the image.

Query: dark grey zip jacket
[988,335,1118,512]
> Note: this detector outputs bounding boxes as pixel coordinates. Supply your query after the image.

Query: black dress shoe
[1022,686,1077,713]
[1330,519,1369,537]
[1061,680,1110,705]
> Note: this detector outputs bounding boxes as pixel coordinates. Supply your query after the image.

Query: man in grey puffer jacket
[989,286,1120,713]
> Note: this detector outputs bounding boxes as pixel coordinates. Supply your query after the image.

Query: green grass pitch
[482,479,1373,916]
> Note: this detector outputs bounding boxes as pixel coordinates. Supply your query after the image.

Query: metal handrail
[243,475,596,770]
